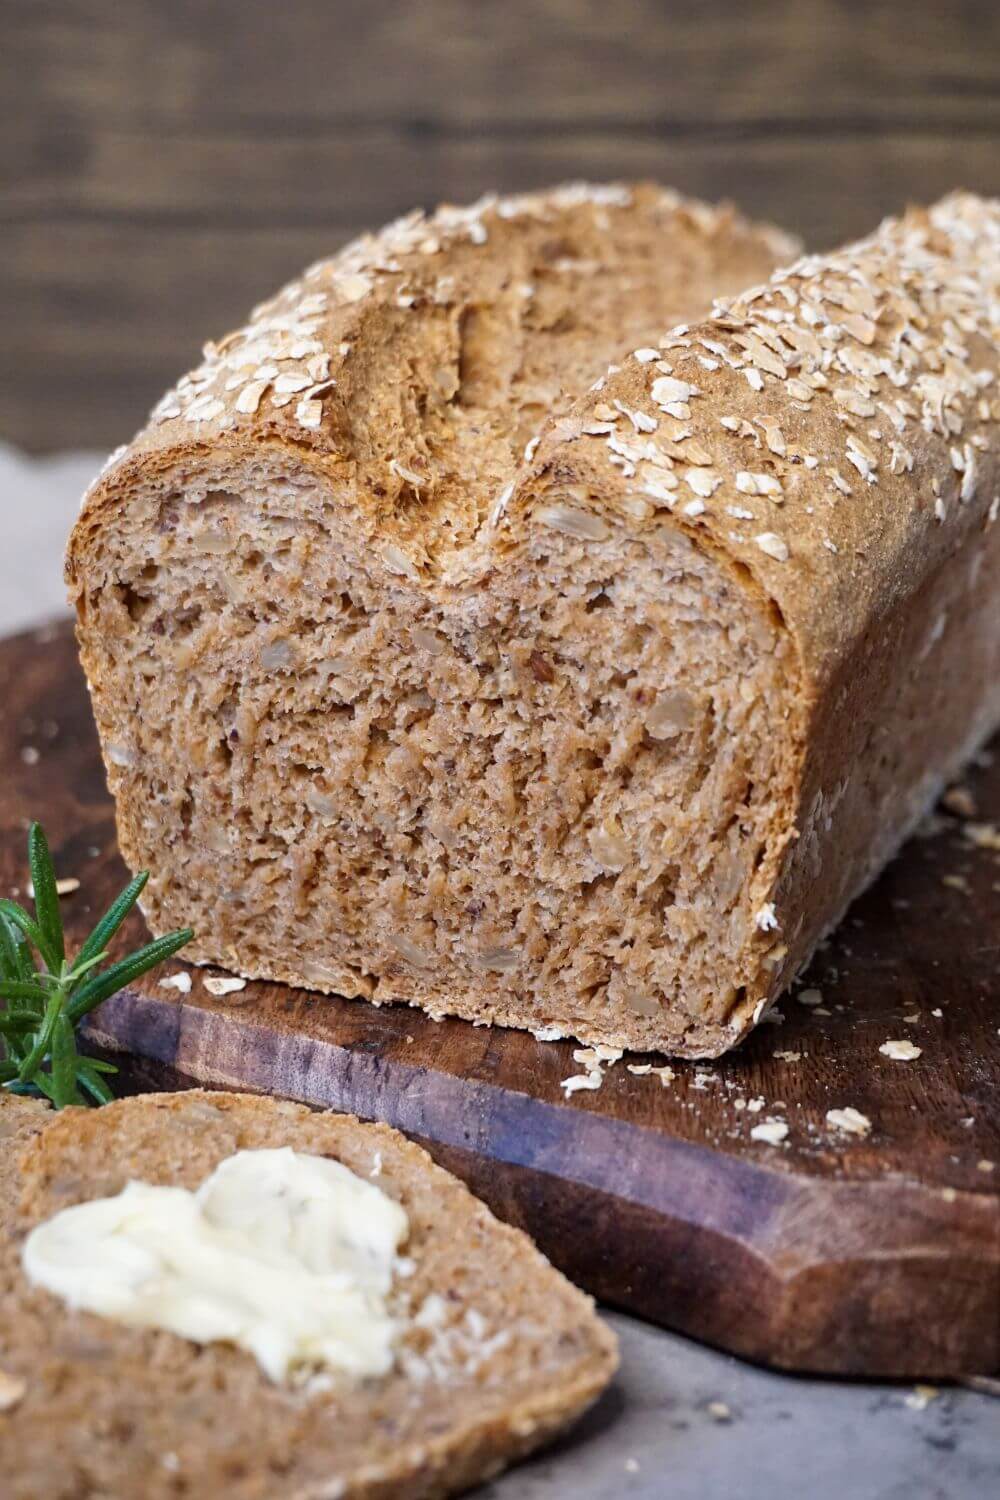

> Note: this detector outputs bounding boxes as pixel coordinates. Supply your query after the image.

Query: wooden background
[3,0,999,452]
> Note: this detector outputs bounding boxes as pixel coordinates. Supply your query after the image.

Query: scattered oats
[931,1008,943,1018]
[294,397,323,429]
[370,1151,383,1178]
[683,468,722,498]
[719,415,740,431]
[879,1039,922,1061]
[560,1070,603,1095]
[773,1050,802,1063]
[627,1063,675,1086]
[633,348,660,363]
[751,1119,788,1145]
[682,498,706,518]
[160,971,193,995]
[651,375,697,407]
[20,746,40,766]
[736,471,783,497]
[236,379,270,414]
[826,1107,872,1137]
[754,532,789,561]
[743,367,764,391]
[55,878,80,897]
[0,1370,27,1412]
[203,975,248,998]
[977,1159,995,1173]
[523,435,541,462]
[726,505,755,520]
[755,903,779,931]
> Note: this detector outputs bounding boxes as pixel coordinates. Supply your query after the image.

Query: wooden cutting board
[2,621,998,1378]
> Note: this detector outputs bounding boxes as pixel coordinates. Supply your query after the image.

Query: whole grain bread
[1,1089,617,1499]
[66,185,1000,1056]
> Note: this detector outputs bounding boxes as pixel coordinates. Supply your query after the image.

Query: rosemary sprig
[0,824,192,1108]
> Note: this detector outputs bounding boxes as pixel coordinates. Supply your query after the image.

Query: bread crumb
[879,1039,922,1061]
[160,971,193,995]
[706,1401,732,1421]
[750,1118,788,1145]
[797,987,824,1007]
[826,1106,872,1137]
[624,1457,641,1473]
[20,746,40,766]
[627,1063,675,1086]
[977,1159,995,1173]
[203,975,248,997]
[773,1050,801,1063]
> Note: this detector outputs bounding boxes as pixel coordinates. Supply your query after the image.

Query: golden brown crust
[3,1090,617,1500]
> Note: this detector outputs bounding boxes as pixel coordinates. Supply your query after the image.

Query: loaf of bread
[67,186,1000,1057]
[2,1089,617,1499]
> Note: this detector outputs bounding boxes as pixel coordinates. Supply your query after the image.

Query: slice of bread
[1,1090,617,1499]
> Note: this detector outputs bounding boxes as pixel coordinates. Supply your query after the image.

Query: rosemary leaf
[28,823,65,969]
[75,871,148,976]
[68,929,194,1023]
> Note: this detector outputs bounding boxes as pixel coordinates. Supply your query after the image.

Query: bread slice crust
[1,1089,617,1500]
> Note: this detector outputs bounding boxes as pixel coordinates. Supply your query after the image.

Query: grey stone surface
[3,446,997,1497]
[490,1314,998,1500]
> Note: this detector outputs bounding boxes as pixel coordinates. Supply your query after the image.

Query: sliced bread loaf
[1,1089,617,1499]
[65,182,798,1051]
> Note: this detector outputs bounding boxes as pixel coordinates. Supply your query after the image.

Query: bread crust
[2,1090,617,1500]
[66,186,1000,1056]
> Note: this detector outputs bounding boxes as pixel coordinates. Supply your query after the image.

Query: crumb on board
[560,1044,622,1096]
[203,975,248,998]
[826,1106,872,1137]
[627,1062,676,1086]
[880,1039,922,1061]
[160,971,193,995]
[750,1118,788,1145]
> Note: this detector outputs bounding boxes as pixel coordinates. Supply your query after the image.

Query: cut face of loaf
[3,1092,616,1500]
[68,186,1000,1057]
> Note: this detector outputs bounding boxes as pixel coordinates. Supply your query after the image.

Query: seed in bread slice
[1,1090,617,1500]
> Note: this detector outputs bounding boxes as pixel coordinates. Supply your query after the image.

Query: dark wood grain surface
[2,620,997,1379]
[3,0,999,450]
